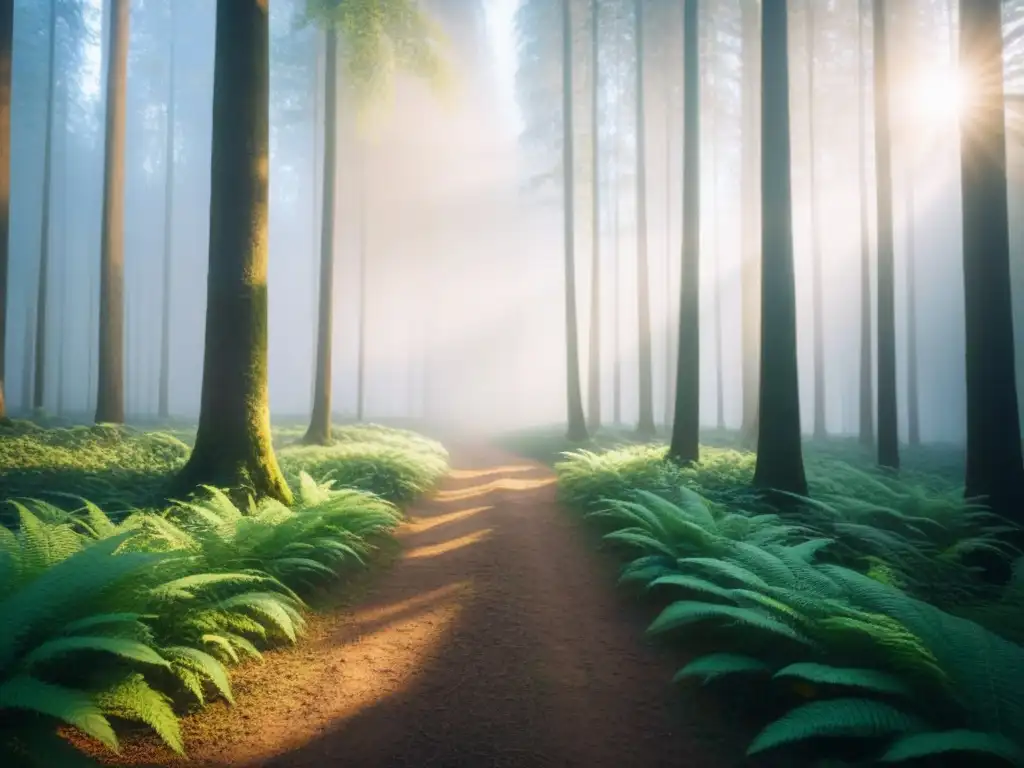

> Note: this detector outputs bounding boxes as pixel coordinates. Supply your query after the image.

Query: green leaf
[0,675,118,751]
[773,663,914,698]
[880,730,1024,764]
[647,600,811,645]
[747,698,925,756]
[21,636,169,670]
[673,653,772,684]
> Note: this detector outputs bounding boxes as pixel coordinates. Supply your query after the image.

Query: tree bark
[159,1,176,421]
[740,0,760,445]
[668,0,700,465]
[872,0,899,470]
[709,9,724,432]
[633,0,655,439]
[753,0,807,496]
[33,0,58,412]
[562,0,589,442]
[857,0,873,447]
[959,0,1024,521]
[305,28,338,445]
[21,304,32,410]
[95,0,129,424]
[586,0,601,431]
[806,0,826,440]
[0,0,11,420]
[174,0,291,505]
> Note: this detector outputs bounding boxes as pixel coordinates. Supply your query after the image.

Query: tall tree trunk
[562,0,588,442]
[56,71,68,417]
[309,32,322,410]
[159,2,176,421]
[709,12,724,432]
[21,305,32,411]
[586,0,601,431]
[872,0,899,470]
[356,152,367,422]
[753,0,807,496]
[33,0,58,412]
[87,265,95,411]
[857,0,873,446]
[95,0,129,424]
[959,0,1024,521]
[905,176,920,445]
[305,28,338,444]
[807,0,826,440]
[0,0,11,420]
[174,0,291,504]
[740,0,760,444]
[663,53,675,428]
[668,0,700,464]
[613,153,621,426]
[633,0,655,438]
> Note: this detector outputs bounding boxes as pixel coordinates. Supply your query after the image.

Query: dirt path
[99,443,748,767]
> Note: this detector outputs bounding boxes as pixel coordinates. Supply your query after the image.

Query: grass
[0,417,449,766]
[548,426,1024,767]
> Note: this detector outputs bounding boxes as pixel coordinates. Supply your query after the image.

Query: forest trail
[97,443,748,767]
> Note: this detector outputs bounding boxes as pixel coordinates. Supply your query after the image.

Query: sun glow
[911,68,969,124]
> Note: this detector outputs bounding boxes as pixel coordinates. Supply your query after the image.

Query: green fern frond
[879,730,1024,764]
[673,653,772,684]
[773,663,914,698]
[95,673,183,755]
[747,698,925,756]
[164,646,234,705]
[21,636,169,671]
[647,573,738,604]
[0,675,118,751]
[647,600,811,645]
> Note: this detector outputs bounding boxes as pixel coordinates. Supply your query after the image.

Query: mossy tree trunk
[668,0,700,465]
[872,0,899,471]
[586,0,601,433]
[33,0,58,412]
[633,0,655,439]
[752,0,807,496]
[856,0,873,448]
[95,0,129,425]
[739,0,760,446]
[174,0,291,505]
[305,28,338,445]
[0,0,11,420]
[562,0,588,443]
[159,5,176,421]
[959,0,1024,522]
[806,0,826,440]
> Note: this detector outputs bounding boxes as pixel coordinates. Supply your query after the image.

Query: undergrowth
[0,420,448,765]
[556,441,1024,767]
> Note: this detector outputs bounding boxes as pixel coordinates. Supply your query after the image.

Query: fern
[880,730,1024,764]
[772,663,914,698]
[747,698,926,755]
[673,653,772,684]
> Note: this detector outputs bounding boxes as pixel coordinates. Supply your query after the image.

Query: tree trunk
[807,0,826,440]
[633,0,655,439]
[159,3,176,421]
[356,151,367,422]
[56,69,68,418]
[872,0,899,470]
[21,305,32,411]
[668,0,700,465]
[740,0,760,445]
[663,53,675,429]
[95,0,129,424]
[562,0,589,442]
[0,0,11,420]
[586,0,601,431]
[709,12,724,432]
[905,175,919,445]
[305,28,338,445]
[857,0,873,447]
[174,0,291,505]
[612,154,621,426]
[33,0,58,412]
[752,0,807,496]
[959,0,1024,521]
[309,31,322,411]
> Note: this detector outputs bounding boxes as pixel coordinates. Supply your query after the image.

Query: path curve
[99,443,748,767]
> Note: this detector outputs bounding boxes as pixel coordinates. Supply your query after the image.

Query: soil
[82,442,751,767]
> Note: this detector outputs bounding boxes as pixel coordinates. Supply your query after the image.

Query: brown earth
[82,443,750,768]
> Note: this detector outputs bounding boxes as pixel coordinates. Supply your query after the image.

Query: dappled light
[402,527,494,559]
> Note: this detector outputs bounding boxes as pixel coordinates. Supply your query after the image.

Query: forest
[1,0,1024,766]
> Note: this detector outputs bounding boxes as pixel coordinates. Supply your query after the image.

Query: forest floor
[83,441,750,768]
